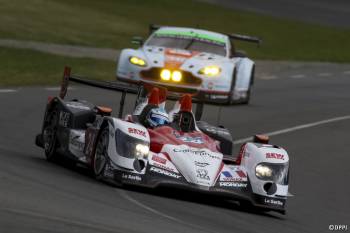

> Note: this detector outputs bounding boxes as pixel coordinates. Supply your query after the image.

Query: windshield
[146,32,227,56]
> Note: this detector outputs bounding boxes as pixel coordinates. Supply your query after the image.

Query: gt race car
[116,25,261,104]
[36,67,290,214]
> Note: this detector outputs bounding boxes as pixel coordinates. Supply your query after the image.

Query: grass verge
[0,47,114,86]
[0,0,350,62]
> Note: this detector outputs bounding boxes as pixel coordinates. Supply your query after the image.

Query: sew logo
[266,153,284,160]
[128,128,146,137]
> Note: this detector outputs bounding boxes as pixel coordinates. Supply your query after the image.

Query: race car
[35,67,290,214]
[116,25,261,104]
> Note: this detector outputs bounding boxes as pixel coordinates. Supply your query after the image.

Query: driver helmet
[146,107,169,127]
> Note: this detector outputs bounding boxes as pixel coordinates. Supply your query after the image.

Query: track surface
[1,68,350,233]
[198,0,350,28]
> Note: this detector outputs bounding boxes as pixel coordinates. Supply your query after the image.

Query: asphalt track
[1,68,350,233]
[198,0,350,28]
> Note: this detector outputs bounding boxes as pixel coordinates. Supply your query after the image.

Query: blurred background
[1,0,350,85]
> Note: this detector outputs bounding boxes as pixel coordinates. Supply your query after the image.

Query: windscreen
[147,31,227,56]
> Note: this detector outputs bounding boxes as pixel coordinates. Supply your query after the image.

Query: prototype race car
[36,67,290,214]
[116,25,261,104]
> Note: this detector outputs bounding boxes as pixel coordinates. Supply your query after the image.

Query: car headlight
[135,144,149,158]
[160,69,171,81]
[198,66,221,76]
[129,56,147,67]
[256,164,273,178]
[172,70,182,82]
[160,69,182,82]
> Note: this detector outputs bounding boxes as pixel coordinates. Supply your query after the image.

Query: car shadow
[117,184,285,220]
[32,155,284,219]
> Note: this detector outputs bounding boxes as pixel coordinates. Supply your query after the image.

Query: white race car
[35,67,290,214]
[116,25,261,104]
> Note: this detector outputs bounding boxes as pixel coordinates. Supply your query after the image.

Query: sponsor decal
[122,173,142,181]
[66,103,90,110]
[235,170,247,178]
[59,111,70,127]
[70,135,84,151]
[173,132,204,144]
[128,128,146,137]
[221,167,248,181]
[164,48,197,69]
[219,182,247,188]
[150,167,181,179]
[221,171,243,182]
[196,169,210,180]
[153,163,175,172]
[152,155,167,164]
[210,95,227,100]
[194,161,209,167]
[266,152,285,160]
[264,198,284,206]
[173,148,221,160]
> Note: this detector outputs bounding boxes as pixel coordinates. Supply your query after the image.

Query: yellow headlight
[199,66,221,76]
[172,71,182,82]
[129,56,146,66]
[160,69,171,81]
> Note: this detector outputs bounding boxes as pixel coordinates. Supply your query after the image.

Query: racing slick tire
[92,128,109,180]
[43,109,59,161]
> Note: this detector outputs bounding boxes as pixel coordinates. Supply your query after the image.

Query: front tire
[43,110,59,161]
[92,128,109,180]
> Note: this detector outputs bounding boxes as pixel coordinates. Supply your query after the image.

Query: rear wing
[149,24,161,34]
[148,24,262,46]
[59,67,204,120]
[229,33,262,47]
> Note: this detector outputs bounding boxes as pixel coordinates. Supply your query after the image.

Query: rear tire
[43,110,59,161]
[92,128,109,180]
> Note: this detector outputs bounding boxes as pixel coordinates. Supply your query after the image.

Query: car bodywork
[35,67,290,214]
[116,26,260,104]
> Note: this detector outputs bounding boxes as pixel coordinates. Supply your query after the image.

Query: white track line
[118,190,213,233]
[0,89,17,93]
[343,70,350,75]
[233,115,350,145]
[318,72,331,77]
[290,74,305,79]
[118,190,181,222]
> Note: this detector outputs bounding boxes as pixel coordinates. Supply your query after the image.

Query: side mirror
[131,36,144,46]
[253,134,269,144]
